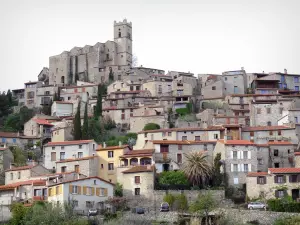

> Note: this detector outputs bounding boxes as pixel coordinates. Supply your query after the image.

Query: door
[292,189,299,200]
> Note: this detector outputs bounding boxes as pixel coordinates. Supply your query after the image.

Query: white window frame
[72,185,78,194]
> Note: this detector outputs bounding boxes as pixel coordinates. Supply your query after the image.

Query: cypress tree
[94,84,103,119]
[73,101,82,140]
[82,101,89,139]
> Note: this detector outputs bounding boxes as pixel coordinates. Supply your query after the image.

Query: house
[246,168,300,200]
[0,132,21,147]
[47,175,114,214]
[119,149,153,167]
[141,79,172,97]
[51,122,73,142]
[43,140,97,171]
[55,156,98,177]
[51,101,73,117]
[153,140,216,173]
[96,144,130,183]
[214,140,258,186]
[0,147,13,184]
[23,116,54,141]
[5,164,50,185]
[117,165,154,203]
[242,126,298,145]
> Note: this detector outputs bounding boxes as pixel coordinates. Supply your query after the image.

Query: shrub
[267,198,300,212]
[274,216,300,225]
[143,123,160,131]
[163,193,176,209]
[174,194,188,211]
[176,108,189,116]
[159,171,189,186]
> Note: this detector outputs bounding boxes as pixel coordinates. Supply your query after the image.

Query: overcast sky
[1,0,300,91]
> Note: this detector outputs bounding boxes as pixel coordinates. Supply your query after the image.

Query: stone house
[153,140,216,173]
[12,88,25,107]
[242,126,298,144]
[96,144,130,183]
[107,80,142,95]
[55,156,98,177]
[51,123,73,142]
[116,165,154,202]
[0,147,13,184]
[214,140,258,186]
[43,140,97,171]
[36,85,58,107]
[0,132,22,147]
[119,149,153,167]
[47,175,114,214]
[24,81,42,108]
[200,75,224,99]
[24,117,54,141]
[213,115,249,126]
[246,168,300,200]
[59,83,98,102]
[129,115,166,133]
[141,79,172,97]
[295,152,300,167]
[5,164,50,185]
[172,79,193,97]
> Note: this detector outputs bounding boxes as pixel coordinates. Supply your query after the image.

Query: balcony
[153,153,171,163]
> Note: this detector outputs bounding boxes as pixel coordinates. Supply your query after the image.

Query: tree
[10,203,28,225]
[94,84,104,118]
[189,192,217,225]
[159,171,189,186]
[82,102,89,139]
[212,153,223,187]
[181,151,212,187]
[41,100,52,116]
[143,123,160,131]
[10,146,27,166]
[87,117,103,143]
[73,101,82,140]
[114,182,123,197]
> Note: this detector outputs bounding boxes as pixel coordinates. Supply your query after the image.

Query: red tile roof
[97,145,129,151]
[6,165,35,172]
[268,141,293,145]
[122,165,154,174]
[120,149,154,158]
[33,118,54,126]
[0,132,19,138]
[242,126,293,131]
[45,140,94,146]
[0,148,8,151]
[218,140,255,145]
[0,179,46,190]
[47,176,114,187]
[152,140,217,145]
[269,168,300,174]
[247,172,268,177]
[295,152,300,156]
[138,126,224,134]
[56,156,97,163]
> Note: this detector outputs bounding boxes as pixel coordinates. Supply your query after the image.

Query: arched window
[118,29,121,38]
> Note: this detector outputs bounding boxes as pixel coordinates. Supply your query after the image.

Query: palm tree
[181,151,212,187]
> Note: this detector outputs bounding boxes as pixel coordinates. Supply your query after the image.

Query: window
[214,134,218,139]
[144,133,147,138]
[276,190,285,198]
[51,152,56,161]
[86,187,93,195]
[52,147,55,150]
[233,164,238,172]
[177,154,182,164]
[61,146,64,150]
[274,149,279,157]
[257,176,266,184]
[72,200,78,207]
[195,136,200,141]
[108,151,114,158]
[275,175,285,183]
[101,164,104,169]
[86,201,93,208]
[79,145,82,149]
[135,176,140,184]
[274,162,280,168]
[160,145,169,153]
[267,121,272,126]
[279,108,283,115]
[269,131,273,135]
[13,138,16,143]
[233,151,237,159]
[61,166,66,173]
[60,152,65,160]
[250,131,254,137]
[224,77,227,81]
[182,136,187,141]
[75,165,80,173]
[178,145,182,150]
[295,86,299,91]
[295,77,299,83]
[258,159,264,165]
[257,108,261,114]
[295,117,299,123]
[121,114,125,120]
[234,86,238,94]
[243,151,248,159]
[72,185,78,194]
[243,164,249,172]
[233,177,239,184]
[78,152,83,158]
[135,188,140,196]
[267,108,271,114]
[212,86,216,90]
[290,175,298,183]
[108,163,114,170]
[204,144,207,150]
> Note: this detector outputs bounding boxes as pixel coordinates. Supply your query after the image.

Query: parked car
[160,202,170,212]
[88,209,98,216]
[247,202,267,210]
[136,207,145,214]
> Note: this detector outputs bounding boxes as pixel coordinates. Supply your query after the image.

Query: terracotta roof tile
[242,126,293,131]
[0,179,46,190]
[122,165,154,174]
[0,132,19,138]
[268,141,293,145]
[247,172,268,177]
[6,165,35,172]
[138,126,224,134]
[97,145,129,151]
[120,149,154,158]
[33,118,54,126]
[218,140,255,145]
[152,140,217,145]
[0,148,8,151]
[269,168,300,174]
[295,152,300,156]
[56,156,97,163]
[47,176,114,187]
[45,140,94,146]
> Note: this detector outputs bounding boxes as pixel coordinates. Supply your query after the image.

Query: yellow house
[96,145,129,183]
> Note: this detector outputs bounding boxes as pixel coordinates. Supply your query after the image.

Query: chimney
[284,68,287,74]
[103,142,107,148]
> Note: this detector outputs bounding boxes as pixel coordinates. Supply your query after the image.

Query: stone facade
[129,115,166,133]
[249,102,282,126]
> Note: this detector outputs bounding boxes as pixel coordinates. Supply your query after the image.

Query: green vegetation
[10,146,27,167]
[175,103,192,116]
[143,123,160,131]
[267,197,300,212]
[73,101,82,140]
[212,153,223,187]
[114,182,123,197]
[159,171,189,186]
[94,84,105,118]
[274,216,300,225]
[163,193,188,212]
[106,133,137,147]
[82,102,89,140]
[181,151,212,187]
[189,192,217,225]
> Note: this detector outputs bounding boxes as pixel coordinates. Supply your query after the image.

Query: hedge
[267,199,300,212]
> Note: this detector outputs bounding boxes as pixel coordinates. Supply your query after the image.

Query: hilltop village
[1,19,300,224]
